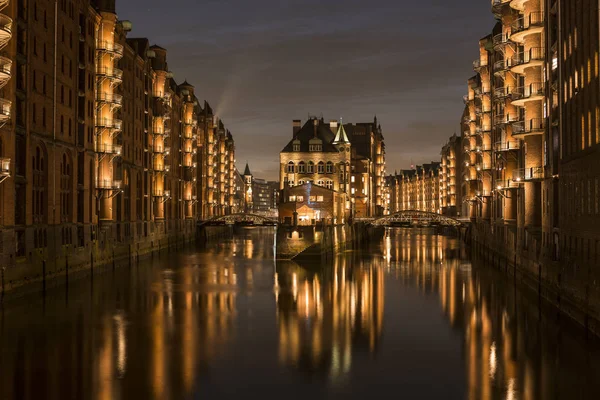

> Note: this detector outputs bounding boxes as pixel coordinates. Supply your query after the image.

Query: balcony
[510,48,545,74]
[511,12,544,43]
[183,166,196,182]
[473,59,489,72]
[96,117,123,131]
[496,179,519,190]
[153,189,171,198]
[493,59,508,75]
[96,66,123,83]
[513,167,543,182]
[0,156,10,181]
[0,97,10,123]
[510,82,544,106]
[475,106,491,116]
[494,86,511,99]
[475,163,493,171]
[96,40,124,58]
[491,0,511,14]
[0,56,11,89]
[475,145,492,153]
[475,125,492,134]
[511,118,545,137]
[492,33,512,50]
[495,113,519,126]
[494,141,521,151]
[0,14,12,50]
[96,179,122,190]
[476,190,493,197]
[95,143,122,155]
[96,92,123,107]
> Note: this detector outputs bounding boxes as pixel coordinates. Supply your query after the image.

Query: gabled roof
[281,118,338,153]
[332,121,350,144]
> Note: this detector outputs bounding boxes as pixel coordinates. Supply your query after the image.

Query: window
[317,161,324,174]
[326,181,333,190]
[310,196,316,202]
[298,161,306,173]
[317,180,324,186]
[289,195,296,202]
[351,176,355,183]
[317,196,324,202]
[297,196,304,202]
[326,162,333,173]
[307,161,314,173]
[287,162,294,173]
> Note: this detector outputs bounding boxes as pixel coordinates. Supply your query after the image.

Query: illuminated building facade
[279,116,386,224]
[0,0,238,281]
[386,163,441,214]
[440,134,463,217]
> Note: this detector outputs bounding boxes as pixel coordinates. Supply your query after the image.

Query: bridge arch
[199,213,279,226]
[368,210,463,227]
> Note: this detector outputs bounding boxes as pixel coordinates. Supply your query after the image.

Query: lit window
[317,195,324,202]
[326,162,333,173]
[351,176,355,183]
[310,196,316,202]
[297,196,304,202]
[307,161,314,173]
[289,195,296,202]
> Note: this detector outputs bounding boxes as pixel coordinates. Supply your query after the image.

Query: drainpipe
[53,0,58,229]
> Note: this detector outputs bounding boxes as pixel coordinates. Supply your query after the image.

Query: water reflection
[275,256,384,382]
[0,227,598,399]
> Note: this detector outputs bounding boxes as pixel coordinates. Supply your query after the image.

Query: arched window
[326,161,333,174]
[326,180,333,189]
[317,180,324,187]
[287,161,295,173]
[298,161,306,173]
[307,161,314,174]
[317,161,325,174]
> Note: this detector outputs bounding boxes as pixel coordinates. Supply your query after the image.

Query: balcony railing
[494,86,511,99]
[96,179,122,190]
[510,82,544,103]
[0,97,11,120]
[96,117,122,130]
[493,33,511,48]
[511,12,544,36]
[476,125,492,134]
[473,59,489,71]
[0,156,10,177]
[95,143,122,155]
[494,141,521,151]
[476,163,493,171]
[512,118,545,136]
[513,167,543,181]
[496,179,519,190]
[153,189,171,198]
[476,190,493,197]
[96,40,124,57]
[495,113,519,125]
[96,92,123,106]
[0,55,11,88]
[493,59,508,74]
[96,66,123,82]
[0,14,13,48]
[511,48,545,70]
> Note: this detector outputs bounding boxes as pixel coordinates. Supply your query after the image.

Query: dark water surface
[1,227,599,399]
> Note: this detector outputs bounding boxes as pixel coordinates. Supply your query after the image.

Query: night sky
[116,0,494,180]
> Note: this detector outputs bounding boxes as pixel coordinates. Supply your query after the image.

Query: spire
[244,162,251,176]
[332,118,350,144]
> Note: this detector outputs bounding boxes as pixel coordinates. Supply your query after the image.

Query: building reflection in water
[275,254,384,382]
[0,227,599,399]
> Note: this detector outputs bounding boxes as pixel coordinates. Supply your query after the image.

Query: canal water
[0,228,599,399]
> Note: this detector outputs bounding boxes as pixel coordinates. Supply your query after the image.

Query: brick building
[386,163,441,214]
[0,0,239,278]
[278,116,386,225]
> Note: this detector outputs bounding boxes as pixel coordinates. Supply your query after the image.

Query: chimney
[329,120,338,134]
[313,118,318,138]
[293,120,301,137]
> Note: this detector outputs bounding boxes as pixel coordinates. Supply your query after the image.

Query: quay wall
[471,222,600,336]
[0,220,196,297]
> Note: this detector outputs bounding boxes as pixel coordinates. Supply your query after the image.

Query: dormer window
[292,139,300,152]
[309,137,322,152]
